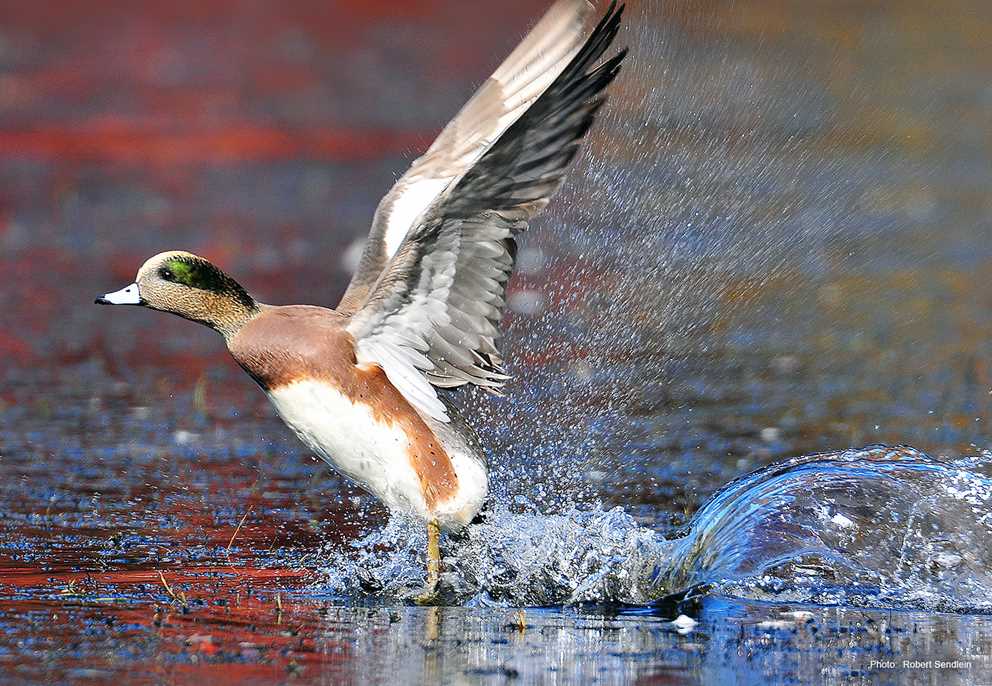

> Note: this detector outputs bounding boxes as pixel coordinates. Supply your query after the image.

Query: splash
[667,445,992,613]
[314,445,992,613]
[318,500,667,606]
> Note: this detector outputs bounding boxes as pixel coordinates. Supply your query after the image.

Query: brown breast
[228,305,459,510]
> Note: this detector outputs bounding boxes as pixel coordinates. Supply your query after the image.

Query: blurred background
[1,0,991,681]
[1,0,991,537]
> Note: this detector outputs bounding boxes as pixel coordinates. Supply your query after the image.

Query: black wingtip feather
[444,0,628,219]
[558,2,626,86]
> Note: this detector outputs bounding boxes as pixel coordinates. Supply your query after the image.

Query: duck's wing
[345,3,626,422]
[336,0,596,314]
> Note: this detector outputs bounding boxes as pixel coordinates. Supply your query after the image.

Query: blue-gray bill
[95,282,143,305]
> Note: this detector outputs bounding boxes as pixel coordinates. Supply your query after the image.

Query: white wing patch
[383,177,451,258]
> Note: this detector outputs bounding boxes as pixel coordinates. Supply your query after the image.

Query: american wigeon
[96,0,626,602]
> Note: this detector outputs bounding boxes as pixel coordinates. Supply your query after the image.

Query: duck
[96,0,626,603]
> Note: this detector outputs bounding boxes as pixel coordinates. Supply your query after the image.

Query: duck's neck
[213,298,262,341]
[173,292,262,341]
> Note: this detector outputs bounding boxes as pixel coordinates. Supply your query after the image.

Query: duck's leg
[414,519,442,605]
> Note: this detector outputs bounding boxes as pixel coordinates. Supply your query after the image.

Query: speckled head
[95,250,259,338]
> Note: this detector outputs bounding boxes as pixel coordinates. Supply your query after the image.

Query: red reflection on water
[0,566,344,684]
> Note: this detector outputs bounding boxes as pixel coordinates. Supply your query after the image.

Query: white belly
[266,379,486,527]
[268,380,429,517]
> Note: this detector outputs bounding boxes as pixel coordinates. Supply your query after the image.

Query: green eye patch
[159,256,255,309]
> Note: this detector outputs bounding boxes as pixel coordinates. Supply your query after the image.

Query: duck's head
[96,251,259,338]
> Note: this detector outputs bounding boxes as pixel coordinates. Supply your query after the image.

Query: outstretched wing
[345,3,627,422]
[337,0,596,314]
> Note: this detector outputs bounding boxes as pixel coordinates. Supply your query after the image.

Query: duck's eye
[159,267,175,282]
